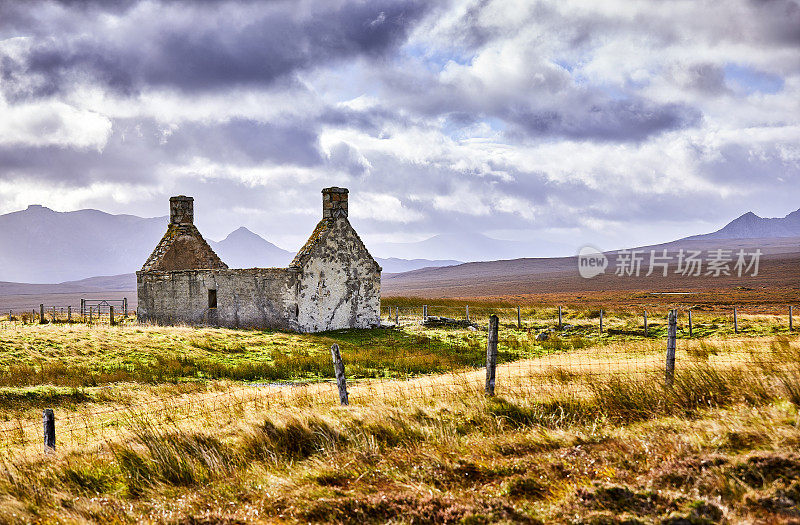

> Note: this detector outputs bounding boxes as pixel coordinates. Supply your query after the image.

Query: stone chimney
[170,195,194,225]
[322,187,348,219]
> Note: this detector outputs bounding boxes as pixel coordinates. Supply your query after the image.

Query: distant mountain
[0,205,166,283]
[373,232,571,262]
[0,273,137,296]
[0,205,463,284]
[686,208,800,240]
[209,227,294,268]
[382,206,800,298]
[375,257,461,274]
[205,227,459,272]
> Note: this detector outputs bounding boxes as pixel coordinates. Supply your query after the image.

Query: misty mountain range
[0,205,461,284]
[0,204,797,286]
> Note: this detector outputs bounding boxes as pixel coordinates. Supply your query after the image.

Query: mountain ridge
[0,205,460,283]
[683,208,800,240]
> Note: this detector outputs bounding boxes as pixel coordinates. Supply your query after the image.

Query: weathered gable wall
[137,268,300,329]
[296,218,381,332]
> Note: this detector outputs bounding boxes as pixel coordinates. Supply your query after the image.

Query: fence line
[1,304,798,458]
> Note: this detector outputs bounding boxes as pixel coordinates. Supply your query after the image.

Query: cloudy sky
[0,0,798,259]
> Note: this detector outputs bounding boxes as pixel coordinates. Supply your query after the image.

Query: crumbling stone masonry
[136,188,382,332]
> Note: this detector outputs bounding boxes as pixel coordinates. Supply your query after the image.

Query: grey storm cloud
[0,116,326,184]
[0,0,433,98]
[503,100,702,142]
[0,0,798,254]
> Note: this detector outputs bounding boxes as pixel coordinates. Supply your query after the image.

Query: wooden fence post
[109,306,115,325]
[89,307,93,322]
[67,306,71,322]
[123,298,128,317]
[466,305,470,322]
[688,310,693,337]
[599,310,603,333]
[43,409,55,451]
[80,299,85,318]
[423,305,428,321]
[485,314,499,396]
[517,306,521,329]
[52,306,56,322]
[734,307,738,334]
[666,309,677,387]
[790,306,793,332]
[395,307,399,325]
[39,304,45,324]
[643,310,648,337]
[558,306,562,330]
[330,344,349,406]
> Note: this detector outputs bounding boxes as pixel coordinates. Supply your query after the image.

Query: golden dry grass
[1,319,799,523]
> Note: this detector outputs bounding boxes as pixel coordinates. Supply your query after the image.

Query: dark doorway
[208,289,217,309]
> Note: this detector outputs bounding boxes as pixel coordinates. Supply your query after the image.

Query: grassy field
[0,306,799,523]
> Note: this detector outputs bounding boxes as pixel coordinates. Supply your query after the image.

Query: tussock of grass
[0,389,799,522]
[0,318,799,522]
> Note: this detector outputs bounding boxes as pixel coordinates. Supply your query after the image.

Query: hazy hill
[383,208,800,298]
[0,205,460,284]
[207,227,459,273]
[685,209,800,240]
[373,232,571,262]
[209,227,294,268]
[0,205,165,283]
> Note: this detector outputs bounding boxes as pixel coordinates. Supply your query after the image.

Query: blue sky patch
[724,63,784,95]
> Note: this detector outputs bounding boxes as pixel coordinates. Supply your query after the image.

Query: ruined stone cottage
[136,188,382,332]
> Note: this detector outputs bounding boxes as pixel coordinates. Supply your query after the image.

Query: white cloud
[350,192,424,223]
[0,98,112,149]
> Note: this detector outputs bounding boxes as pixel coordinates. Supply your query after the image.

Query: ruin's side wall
[297,219,381,332]
[137,268,300,330]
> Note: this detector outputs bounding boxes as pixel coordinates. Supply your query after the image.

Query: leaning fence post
[485,314,499,396]
[43,409,55,452]
[517,306,521,329]
[666,309,677,387]
[558,305,562,330]
[643,310,648,337]
[688,310,693,337]
[466,305,470,322]
[330,344,349,406]
[734,307,738,334]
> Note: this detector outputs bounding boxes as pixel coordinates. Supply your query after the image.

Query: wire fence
[0,303,797,459]
[3,300,134,324]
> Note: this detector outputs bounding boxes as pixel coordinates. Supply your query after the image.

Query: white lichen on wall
[297,218,381,332]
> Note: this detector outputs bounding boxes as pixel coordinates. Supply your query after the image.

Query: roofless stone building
[136,188,381,332]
